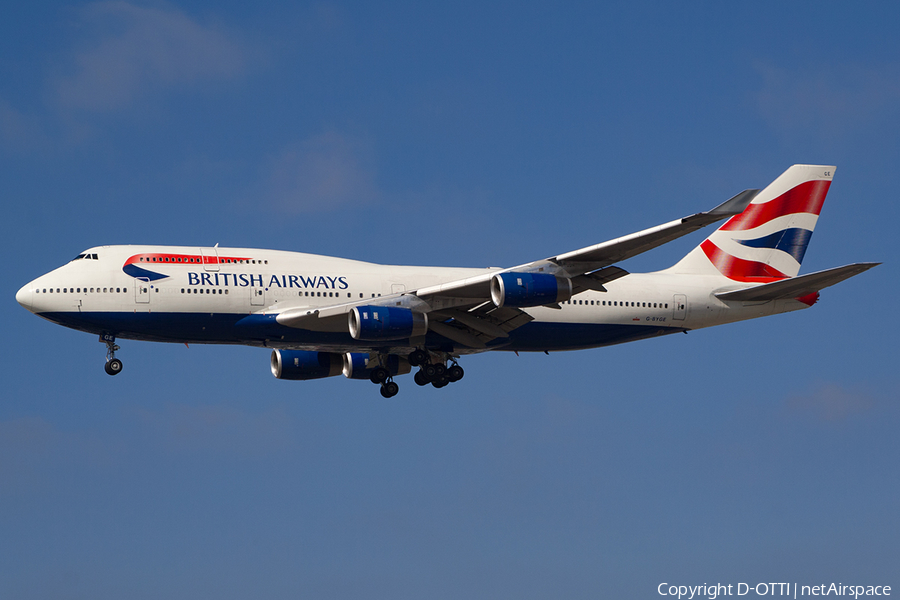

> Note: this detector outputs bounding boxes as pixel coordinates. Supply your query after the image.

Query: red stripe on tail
[720,180,830,231]
[700,240,789,282]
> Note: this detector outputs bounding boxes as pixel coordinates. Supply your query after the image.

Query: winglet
[706,189,760,217]
[682,189,759,228]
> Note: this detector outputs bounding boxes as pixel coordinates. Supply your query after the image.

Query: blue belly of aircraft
[38,311,684,352]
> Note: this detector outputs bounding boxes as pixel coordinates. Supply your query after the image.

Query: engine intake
[348,306,428,341]
[490,272,572,308]
[270,350,343,380]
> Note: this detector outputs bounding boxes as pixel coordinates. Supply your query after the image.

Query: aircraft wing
[413,188,759,300]
[714,263,880,302]
[275,189,758,346]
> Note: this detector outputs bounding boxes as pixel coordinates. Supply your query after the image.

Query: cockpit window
[71,253,99,261]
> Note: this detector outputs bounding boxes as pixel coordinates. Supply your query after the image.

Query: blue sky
[2,2,897,598]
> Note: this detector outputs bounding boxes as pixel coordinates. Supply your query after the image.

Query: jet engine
[270,349,343,380]
[490,272,572,308]
[348,306,428,341]
[342,353,411,380]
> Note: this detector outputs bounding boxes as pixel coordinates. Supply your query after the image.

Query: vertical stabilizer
[667,165,835,280]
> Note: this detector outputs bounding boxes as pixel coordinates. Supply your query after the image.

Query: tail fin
[668,164,835,281]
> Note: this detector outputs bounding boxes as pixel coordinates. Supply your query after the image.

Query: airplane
[16,164,878,397]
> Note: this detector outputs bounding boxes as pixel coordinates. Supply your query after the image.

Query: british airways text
[187,273,349,289]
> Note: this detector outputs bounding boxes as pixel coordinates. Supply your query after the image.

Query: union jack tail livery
[670,164,833,281]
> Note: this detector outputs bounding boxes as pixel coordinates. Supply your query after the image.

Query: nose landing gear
[101,334,123,376]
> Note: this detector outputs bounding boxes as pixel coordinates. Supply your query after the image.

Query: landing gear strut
[367,356,399,397]
[380,380,399,398]
[102,335,123,376]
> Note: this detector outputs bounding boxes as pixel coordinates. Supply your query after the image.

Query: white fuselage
[16,244,809,354]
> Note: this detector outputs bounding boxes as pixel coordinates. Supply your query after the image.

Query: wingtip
[708,189,760,217]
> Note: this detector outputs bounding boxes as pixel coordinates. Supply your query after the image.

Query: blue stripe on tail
[735,228,813,264]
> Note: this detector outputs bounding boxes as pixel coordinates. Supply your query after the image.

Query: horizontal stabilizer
[715,262,880,302]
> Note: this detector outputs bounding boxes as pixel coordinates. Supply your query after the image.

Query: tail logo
[703,178,830,281]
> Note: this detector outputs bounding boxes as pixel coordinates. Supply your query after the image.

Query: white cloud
[55,1,247,112]
[785,382,876,422]
[257,131,380,214]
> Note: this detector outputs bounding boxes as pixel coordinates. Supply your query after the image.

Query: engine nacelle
[490,272,572,308]
[348,306,428,341]
[342,353,411,379]
[270,349,343,380]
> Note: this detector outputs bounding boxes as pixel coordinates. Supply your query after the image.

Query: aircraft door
[200,247,220,272]
[673,294,687,320]
[251,287,265,306]
[135,278,150,304]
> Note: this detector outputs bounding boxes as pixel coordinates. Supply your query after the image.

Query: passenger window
[225,289,229,294]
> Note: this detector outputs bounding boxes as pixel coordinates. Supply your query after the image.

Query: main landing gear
[368,362,399,398]
[102,335,123,376]
[364,349,466,397]
[408,349,464,389]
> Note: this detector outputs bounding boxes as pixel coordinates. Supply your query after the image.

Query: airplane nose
[16,283,33,311]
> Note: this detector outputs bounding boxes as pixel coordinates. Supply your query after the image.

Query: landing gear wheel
[433,363,446,377]
[380,380,399,398]
[370,366,390,385]
[105,358,123,376]
[424,363,437,379]
[408,349,428,367]
[432,376,449,388]
[447,364,464,382]
[414,370,431,386]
